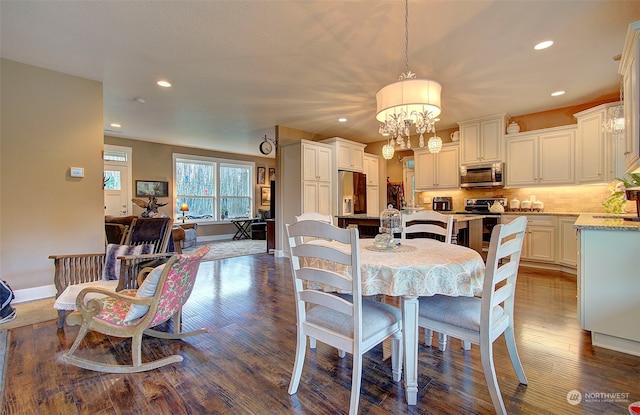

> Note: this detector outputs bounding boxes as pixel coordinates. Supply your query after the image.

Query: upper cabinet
[321,137,365,172]
[280,139,334,246]
[619,20,640,173]
[458,114,508,165]
[302,142,332,183]
[505,125,575,187]
[363,153,379,186]
[414,144,459,190]
[574,102,623,184]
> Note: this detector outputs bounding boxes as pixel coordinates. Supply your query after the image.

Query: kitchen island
[336,213,484,255]
[574,213,640,356]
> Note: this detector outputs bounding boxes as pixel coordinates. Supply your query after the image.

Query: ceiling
[2,1,639,158]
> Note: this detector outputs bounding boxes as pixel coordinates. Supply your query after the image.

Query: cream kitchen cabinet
[280,139,334,236]
[501,214,556,263]
[364,153,380,216]
[619,21,640,173]
[576,218,640,356]
[302,142,332,183]
[363,153,379,186]
[414,144,459,190]
[574,102,623,184]
[557,216,578,267]
[505,125,575,187]
[321,137,365,172]
[366,186,379,217]
[458,114,508,165]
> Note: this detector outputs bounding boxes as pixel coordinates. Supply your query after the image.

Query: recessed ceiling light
[338,118,347,122]
[110,123,121,128]
[534,40,554,50]
[157,80,171,87]
[551,90,565,97]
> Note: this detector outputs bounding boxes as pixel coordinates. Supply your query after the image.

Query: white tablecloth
[305,238,484,297]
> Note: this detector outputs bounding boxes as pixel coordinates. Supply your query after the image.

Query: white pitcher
[450,131,459,141]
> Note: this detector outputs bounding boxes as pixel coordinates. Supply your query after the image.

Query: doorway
[104,145,132,217]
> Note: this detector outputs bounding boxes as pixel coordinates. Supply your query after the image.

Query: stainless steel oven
[461,198,507,248]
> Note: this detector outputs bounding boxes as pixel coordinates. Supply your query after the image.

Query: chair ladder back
[481,216,527,331]
[296,267,353,293]
[401,211,453,243]
[299,290,354,316]
[286,221,363,323]
[295,212,333,225]
[125,217,174,254]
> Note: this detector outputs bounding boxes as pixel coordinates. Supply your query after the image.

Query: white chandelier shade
[376,78,442,123]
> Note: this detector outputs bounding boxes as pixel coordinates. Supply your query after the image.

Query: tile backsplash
[414,183,636,214]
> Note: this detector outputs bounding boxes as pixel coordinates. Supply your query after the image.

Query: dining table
[306,237,486,405]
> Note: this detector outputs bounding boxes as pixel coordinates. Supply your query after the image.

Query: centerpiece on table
[375,204,402,249]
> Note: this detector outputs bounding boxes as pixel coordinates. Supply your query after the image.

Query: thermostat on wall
[70,167,84,178]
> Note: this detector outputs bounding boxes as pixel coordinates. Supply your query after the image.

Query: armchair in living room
[172,223,198,253]
[51,217,175,328]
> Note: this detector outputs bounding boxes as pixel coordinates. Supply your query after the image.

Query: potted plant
[617,173,640,220]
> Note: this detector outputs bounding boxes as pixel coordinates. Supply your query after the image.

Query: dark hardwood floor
[2,254,639,414]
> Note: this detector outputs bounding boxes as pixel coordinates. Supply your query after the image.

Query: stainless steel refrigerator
[338,170,367,215]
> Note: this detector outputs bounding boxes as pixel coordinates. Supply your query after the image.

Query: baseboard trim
[198,233,234,243]
[13,285,56,304]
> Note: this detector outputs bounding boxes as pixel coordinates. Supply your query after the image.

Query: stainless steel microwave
[460,163,504,188]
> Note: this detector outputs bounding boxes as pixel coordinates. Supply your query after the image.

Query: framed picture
[261,186,271,205]
[135,180,169,197]
[257,167,266,185]
[269,168,276,182]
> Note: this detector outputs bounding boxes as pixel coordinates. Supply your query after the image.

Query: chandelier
[428,131,443,153]
[603,104,624,139]
[376,0,442,159]
[603,77,624,140]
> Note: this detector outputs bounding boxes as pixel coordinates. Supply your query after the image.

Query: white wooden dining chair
[294,211,333,225]
[417,216,528,415]
[400,210,456,348]
[400,210,453,243]
[294,212,339,353]
[285,220,403,415]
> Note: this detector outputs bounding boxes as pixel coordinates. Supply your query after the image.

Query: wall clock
[259,140,273,155]
[259,135,276,155]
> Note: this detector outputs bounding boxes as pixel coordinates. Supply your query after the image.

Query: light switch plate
[70,167,84,178]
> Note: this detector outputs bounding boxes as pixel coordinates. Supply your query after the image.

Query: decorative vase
[507,121,520,134]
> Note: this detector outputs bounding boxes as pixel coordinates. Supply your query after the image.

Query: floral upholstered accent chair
[61,245,209,373]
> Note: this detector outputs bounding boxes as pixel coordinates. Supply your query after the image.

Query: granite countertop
[574,213,640,231]
[335,213,485,222]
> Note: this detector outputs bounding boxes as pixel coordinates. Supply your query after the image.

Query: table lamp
[180,203,189,223]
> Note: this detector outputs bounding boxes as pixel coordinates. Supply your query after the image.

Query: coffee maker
[432,197,452,212]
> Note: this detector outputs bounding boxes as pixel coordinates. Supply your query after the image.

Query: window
[103,170,121,190]
[174,154,254,222]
